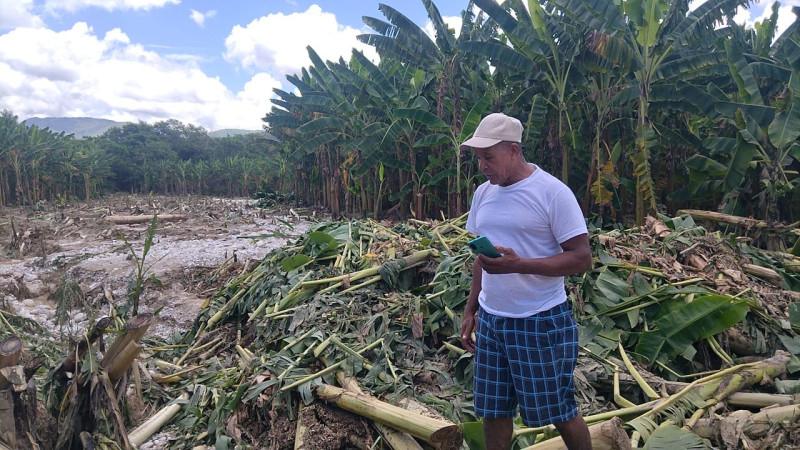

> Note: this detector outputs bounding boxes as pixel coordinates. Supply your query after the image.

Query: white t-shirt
[466,164,588,318]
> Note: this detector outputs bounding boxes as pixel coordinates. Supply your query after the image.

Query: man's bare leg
[554,414,592,450]
[484,417,513,450]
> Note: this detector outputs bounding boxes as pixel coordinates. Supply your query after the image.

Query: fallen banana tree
[127,392,189,447]
[514,352,792,448]
[692,403,800,445]
[127,212,798,449]
[2,210,799,449]
[104,214,187,225]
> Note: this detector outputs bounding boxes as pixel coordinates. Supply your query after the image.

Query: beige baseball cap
[460,113,523,150]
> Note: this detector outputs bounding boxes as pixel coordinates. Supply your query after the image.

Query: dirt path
[0,194,316,339]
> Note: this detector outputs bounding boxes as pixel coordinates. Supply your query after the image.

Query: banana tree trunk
[333,370,423,450]
[0,389,15,449]
[0,336,21,369]
[0,336,23,449]
[523,417,629,450]
[54,317,110,380]
[101,313,153,382]
[692,404,800,442]
[315,384,462,449]
[633,67,660,226]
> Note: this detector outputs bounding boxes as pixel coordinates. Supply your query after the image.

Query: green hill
[23,117,127,138]
[22,117,263,140]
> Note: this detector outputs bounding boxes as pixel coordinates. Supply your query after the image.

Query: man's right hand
[460,312,476,353]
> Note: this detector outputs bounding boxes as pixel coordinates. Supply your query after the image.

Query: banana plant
[548,0,750,225]
[460,0,587,183]
[676,30,800,224]
[357,1,490,217]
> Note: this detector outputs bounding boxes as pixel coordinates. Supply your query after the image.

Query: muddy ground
[0,194,316,340]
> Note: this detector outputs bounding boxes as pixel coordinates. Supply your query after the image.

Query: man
[460,112,593,450]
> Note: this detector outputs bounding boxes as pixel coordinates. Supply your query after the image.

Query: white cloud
[424,15,462,40]
[223,5,377,80]
[0,0,44,30]
[0,22,274,130]
[43,0,180,13]
[190,9,217,28]
[734,0,798,37]
[222,73,282,129]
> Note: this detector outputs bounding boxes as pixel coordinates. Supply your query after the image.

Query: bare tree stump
[0,389,15,449]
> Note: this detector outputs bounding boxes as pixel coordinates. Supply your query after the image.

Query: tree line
[2,0,799,232]
[0,113,285,205]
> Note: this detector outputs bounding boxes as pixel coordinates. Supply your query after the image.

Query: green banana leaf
[642,424,711,449]
[635,294,749,362]
[768,70,800,149]
[296,116,346,134]
[590,268,632,309]
[393,108,449,130]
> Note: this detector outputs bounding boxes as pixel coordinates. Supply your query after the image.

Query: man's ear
[509,142,522,157]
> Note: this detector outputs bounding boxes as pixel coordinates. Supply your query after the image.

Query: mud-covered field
[0,194,315,339]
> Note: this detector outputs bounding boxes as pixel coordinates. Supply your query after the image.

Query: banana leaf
[635,294,749,363]
[642,424,710,449]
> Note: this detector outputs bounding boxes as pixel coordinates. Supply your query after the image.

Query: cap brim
[459,136,502,150]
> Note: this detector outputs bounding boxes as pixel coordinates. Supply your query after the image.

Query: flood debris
[0,209,798,449]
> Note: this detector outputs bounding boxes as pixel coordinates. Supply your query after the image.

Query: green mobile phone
[467,236,502,258]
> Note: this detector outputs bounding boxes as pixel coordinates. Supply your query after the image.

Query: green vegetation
[2,0,799,231]
[120,215,160,317]
[146,213,799,449]
[267,0,800,229]
[0,113,282,203]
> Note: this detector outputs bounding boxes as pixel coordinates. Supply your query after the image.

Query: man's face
[473,142,515,186]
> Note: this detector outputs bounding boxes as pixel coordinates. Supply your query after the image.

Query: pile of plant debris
[1,211,799,449]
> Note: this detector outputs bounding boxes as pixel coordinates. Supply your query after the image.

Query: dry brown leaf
[412,312,423,339]
[687,254,709,271]
[598,235,617,248]
[720,409,750,449]
[646,215,671,238]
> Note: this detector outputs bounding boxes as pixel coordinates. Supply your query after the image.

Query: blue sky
[37,1,466,93]
[0,0,796,131]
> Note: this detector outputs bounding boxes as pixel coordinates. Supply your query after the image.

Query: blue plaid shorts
[473,302,579,427]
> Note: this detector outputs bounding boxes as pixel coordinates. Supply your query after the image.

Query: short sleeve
[550,187,588,244]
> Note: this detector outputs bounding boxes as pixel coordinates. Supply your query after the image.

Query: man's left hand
[478,246,520,274]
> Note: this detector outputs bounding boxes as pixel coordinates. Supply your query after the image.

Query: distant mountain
[23,117,127,138]
[209,128,261,138]
[22,117,265,140]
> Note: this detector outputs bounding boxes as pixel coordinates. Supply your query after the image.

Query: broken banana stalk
[315,384,462,450]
